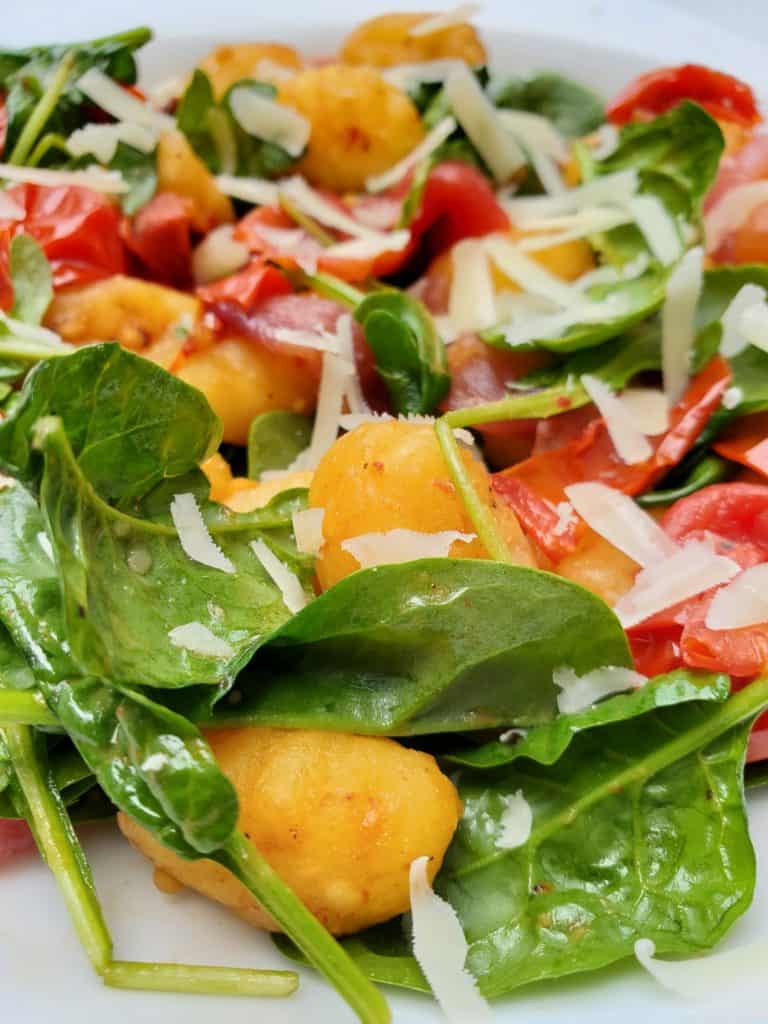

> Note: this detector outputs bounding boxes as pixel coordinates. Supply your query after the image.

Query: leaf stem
[26,132,70,168]
[217,831,391,1024]
[443,380,588,429]
[291,269,364,309]
[435,417,514,563]
[0,690,59,727]
[2,724,112,972]
[104,960,298,997]
[8,50,77,166]
[279,193,335,246]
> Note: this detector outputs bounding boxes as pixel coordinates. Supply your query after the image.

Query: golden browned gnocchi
[202,453,313,509]
[175,339,321,445]
[309,420,535,590]
[277,65,425,192]
[118,727,461,935]
[340,11,486,68]
[197,42,303,98]
[156,131,234,231]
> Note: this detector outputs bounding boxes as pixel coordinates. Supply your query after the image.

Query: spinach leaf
[176,71,297,179]
[0,618,38,694]
[495,73,604,138]
[355,292,450,415]
[0,343,221,506]
[8,235,53,326]
[214,559,631,735]
[247,411,313,480]
[482,263,667,353]
[445,669,729,767]
[586,102,724,266]
[108,142,158,216]
[0,27,151,160]
[637,453,732,506]
[38,420,300,689]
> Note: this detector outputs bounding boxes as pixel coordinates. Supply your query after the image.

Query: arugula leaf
[0,344,221,506]
[482,263,668,353]
[214,559,631,735]
[247,411,313,480]
[495,73,604,138]
[586,101,724,266]
[0,27,151,160]
[176,70,297,179]
[108,142,158,216]
[8,235,53,325]
[355,292,450,415]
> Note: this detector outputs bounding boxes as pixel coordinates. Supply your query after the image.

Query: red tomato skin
[122,192,194,287]
[196,259,293,312]
[0,819,35,864]
[607,64,759,127]
[713,412,768,480]
[705,134,768,213]
[2,184,126,289]
[660,483,768,562]
[0,231,12,311]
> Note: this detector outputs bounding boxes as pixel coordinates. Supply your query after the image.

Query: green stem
[2,724,112,972]
[443,380,589,429]
[26,132,70,168]
[435,417,514,563]
[207,108,237,176]
[279,193,335,246]
[104,960,298,997]
[0,689,59,727]
[8,51,77,166]
[293,269,365,309]
[217,831,391,1024]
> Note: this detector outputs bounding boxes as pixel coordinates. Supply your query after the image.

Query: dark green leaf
[247,411,312,480]
[355,292,450,414]
[109,142,158,216]
[8,235,53,325]
[495,73,604,138]
[175,69,219,171]
[214,559,631,735]
[0,343,222,506]
[637,454,732,507]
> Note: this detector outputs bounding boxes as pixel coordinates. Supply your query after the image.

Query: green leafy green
[495,73,604,138]
[355,292,450,415]
[8,235,53,325]
[585,102,724,266]
[176,70,297,179]
[0,344,221,506]
[247,411,313,480]
[214,559,631,735]
[638,453,732,506]
[108,142,158,215]
[0,28,151,160]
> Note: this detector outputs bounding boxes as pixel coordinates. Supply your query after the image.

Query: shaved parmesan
[496,791,533,849]
[77,68,174,132]
[192,225,250,285]
[228,87,310,158]
[0,162,128,194]
[661,245,703,405]
[408,3,481,36]
[170,493,235,574]
[552,501,576,536]
[443,65,525,182]
[502,169,639,223]
[366,115,457,193]
[740,300,768,353]
[335,313,369,415]
[565,482,677,567]
[591,123,619,159]
[493,297,626,348]
[720,283,767,356]
[625,195,682,265]
[280,177,382,239]
[554,665,646,714]
[619,387,670,435]
[448,238,497,332]
[614,540,740,629]
[168,622,234,659]
[321,230,411,261]
[484,234,581,306]
[516,206,632,251]
[214,173,279,206]
[705,563,768,630]
[580,374,653,464]
[635,937,767,1004]
[496,109,568,163]
[250,539,307,614]
[705,180,768,253]
[292,507,325,556]
[409,856,491,1023]
[722,385,743,409]
[528,150,565,196]
[342,528,476,568]
[271,326,341,353]
[0,191,25,221]
[66,121,156,164]
[381,59,467,92]
[291,353,353,470]
[147,75,186,108]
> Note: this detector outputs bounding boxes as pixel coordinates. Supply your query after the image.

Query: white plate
[4,3,768,1022]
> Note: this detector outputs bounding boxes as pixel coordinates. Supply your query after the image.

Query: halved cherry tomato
[704,134,768,263]
[196,258,293,311]
[607,64,760,127]
[122,192,194,287]
[713,412,768,480]
[0,183,126,289]
[662,482,768,563]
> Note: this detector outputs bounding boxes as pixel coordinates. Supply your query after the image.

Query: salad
[1,7,768,1022]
